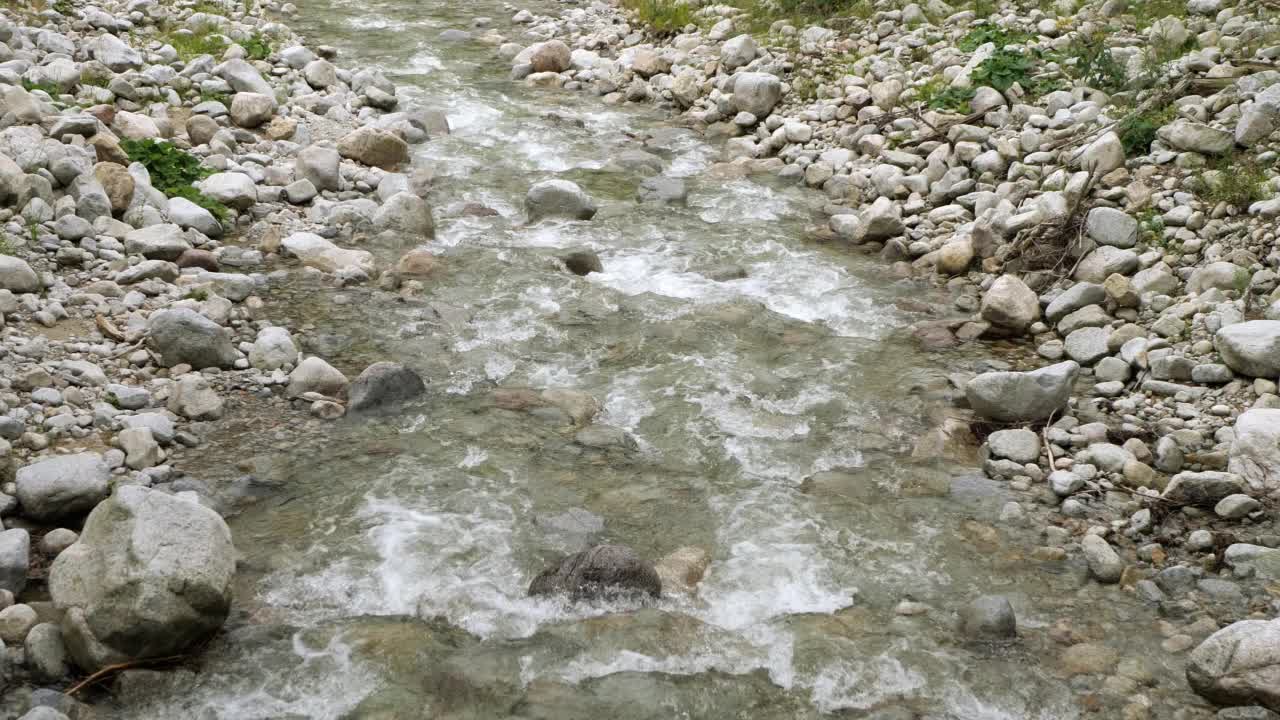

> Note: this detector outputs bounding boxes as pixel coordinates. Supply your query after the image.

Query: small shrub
[621,0,694,33]
[918,77,976,112]
[0,234,12,255]
[21,78,62,96]
[241,31,273,61]
[1116,104,1177,156]
[79,70,112,88]
[120,139,229,222]
[52,0,72,14]
[1131,0,1187,30]
[1060,34,1127,93]
[191,0,226,14]
[970,47,1034,92]
[958,25,1031,52]
[1199,157,1274,208]
[198,90,231,105]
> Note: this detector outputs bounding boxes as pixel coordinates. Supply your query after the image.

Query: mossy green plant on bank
[1116,103,1177,156]
[241,30,273,60]
[120,139,229,222]
[0,234,13,256]
[157,27,229,61]
[620,0,695,34]
[1198,156,1274,208]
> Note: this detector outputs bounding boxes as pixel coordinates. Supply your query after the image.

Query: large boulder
[337,127,410,171]
[123,224,190,261]
[965,361,1079,423]
[15,453,111,522]
[525,179,597,221]
[1074,246,1139,283]
[229,92,276,128]
[1216,321,1280,378]
[348,362,426,412]
[528,544,661,600]
[1229,409,1280,493]
[0,256,41,293]
[167,197,223,237]
[1161,471,1247,507]
[281,232,376,275]
[721,34,757,71]
[1159,119,1235,155]
[296,145,341,192]
[148,308,237,369]
[214,58,274,96]
[731,72,782,118]
[1186,618,1280,712]
[980,275,1040,336]
[525,40,571,73]
[198,172,257,210]
[373,192,435,238]
[48,486,235,672]
[1084,207,1137,248]
[90,33,142,72]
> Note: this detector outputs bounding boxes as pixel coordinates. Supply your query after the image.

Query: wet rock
[526,179,597,221]
[1081,533,1123,583]
[637,176,687,204]
[958,595,1016,641]
[49,486,235,672]
[528,544,661,600]
[965,361,1079,423]
[1216,321,1280,378]
[1229,409,1280,493]
[654,546,711,595]
[15,453,110,522]
[373,192,435,237]
[1187,618,1280,712]
[148,308,237,369]
[526,40,571,72]
[348,362,425,413]
[561,249,603,276]
[395,249,441,278]
[980,275,1040,336]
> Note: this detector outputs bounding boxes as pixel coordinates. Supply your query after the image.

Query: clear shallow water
[108,2,1198,718]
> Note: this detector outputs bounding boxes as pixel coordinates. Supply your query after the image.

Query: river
[111,0,1187,717]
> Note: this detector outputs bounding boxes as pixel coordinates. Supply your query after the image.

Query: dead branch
[65,654,187,696]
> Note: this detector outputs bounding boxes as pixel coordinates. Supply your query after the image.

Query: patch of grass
[620,0,695,34]
[1199,156,1274,208]
[160,29,229,61]
[241,31,273,60]
[21,78,62,96]
[1131,0,1187,30]
[958,25,1031,52]
[1116,103,1177,156]
[52,0,72,14]
[1137,208,1167,248]
[0,234,12,255]
[119,139,229,223]
[79,69,112,88]
[191,0,226,14]
[918,76,976,112]
[198,90,231,106]
[27,221,39,245]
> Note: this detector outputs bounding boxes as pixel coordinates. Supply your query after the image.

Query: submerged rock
[528,544,661,600]
[348,362,425,412]
[959,595,1016,641]
[525,179,597,221]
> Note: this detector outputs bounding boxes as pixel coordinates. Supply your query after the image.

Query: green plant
[79,70,111,88]
[198,90,231,105]
[621,0,695,33]
[52,0,72,14]
[21,79,61,96]
[0,234,12,255]
[1199,156,1274,208]
[918,76,976,112]
[1137,208,1167,247]
[970,47,1034,92]
[241,31,273,61]
[160,28,229,61]
[1060,34,1127,93]
[27,221,39,245]
[958,25,1031,52]
[1130,0,1186,30]
[1116,103,1177,156]
[119,139,229,222]
[191,0,226,14]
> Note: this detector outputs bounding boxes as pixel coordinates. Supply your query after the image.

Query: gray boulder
[1229,409,1280,493]
[296,145,341,191]
[167,197,223,238]
[25,622,69,682]
[987,429,1040,463]
[1162,471,1248,507]
[148,308,237,369]
[15,453,110,522]
[123,224,190,261]
[1216,321,1280,378]
[526,179,597,221]
[167,375,224,421]
[528,544,661,600]
[980,275,1039,336]
[965,361,1079,423]
[348,362,425,413]
[198,172,257,210]
[373,192,435,238]
[248,326,297,371]
[1159,119,1235,155]
[90,33,142,72]
[1187,618,1280,712]
[721,34,757,71]
[214,58,274,96]
[732,72,782,117]
[1085,207,1137,248]
[1074,246,1139,283]
[49,486,235,672]
[337,126,410,171]
[229,92,276,128]
[286,356,349,398]
[1045,283,1106,324]
[0,256,41,294]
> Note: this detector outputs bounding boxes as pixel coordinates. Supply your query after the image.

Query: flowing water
[110,2,1197,718]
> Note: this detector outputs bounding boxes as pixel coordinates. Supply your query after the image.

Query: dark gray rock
[15,453,110,522]
[148,308,238,369]
[348,362,425,413]
[528,544,661,600]
[959,595,1016,641]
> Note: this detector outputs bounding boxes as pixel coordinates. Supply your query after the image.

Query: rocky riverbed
[0,0,1279,717]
